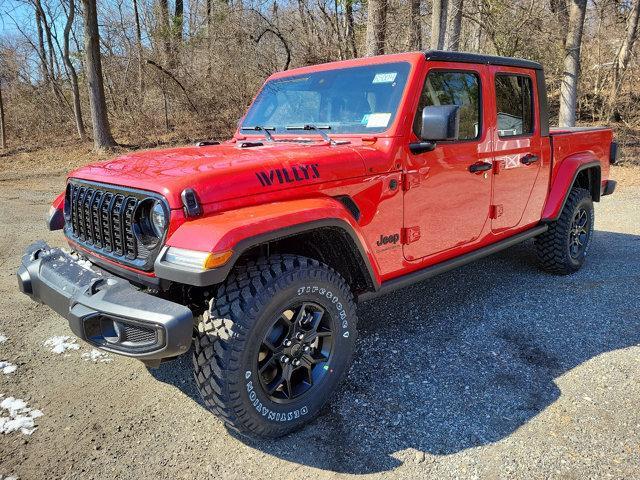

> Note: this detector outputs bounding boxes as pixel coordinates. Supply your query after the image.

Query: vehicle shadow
[151,230,640,474]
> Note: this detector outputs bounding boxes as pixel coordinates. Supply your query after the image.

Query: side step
[357,224,548,303]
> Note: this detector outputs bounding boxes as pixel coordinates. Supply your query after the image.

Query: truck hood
[69,141,367,209]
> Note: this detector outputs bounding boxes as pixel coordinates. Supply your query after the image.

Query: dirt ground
[0,145,639,479]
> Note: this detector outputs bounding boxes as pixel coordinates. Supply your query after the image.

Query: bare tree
[63,0,86,140]
[407,0,422,50]
[133,0,145,93]
[559,0,587,127]
[608,0,640,120]
[157,0,171,64]
[34,1,49,84]
[365,0,388,56]
[0,80,6,149]
[81,0,116,149]
[33,0,60,80]
[468,0,483,52]
[550,0,569,43]
[345,0,357,57]
[174,0,184,43]
[431,0,448,50]
[447,0,464,51]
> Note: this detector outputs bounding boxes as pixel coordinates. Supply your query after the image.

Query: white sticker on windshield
[372,72,397,84]
[366,113,391,128]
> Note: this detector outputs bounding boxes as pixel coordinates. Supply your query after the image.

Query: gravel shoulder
[0,152,638,479]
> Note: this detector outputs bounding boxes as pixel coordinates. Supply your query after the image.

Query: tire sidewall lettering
[244,375,310,422]
[297,285,350,338]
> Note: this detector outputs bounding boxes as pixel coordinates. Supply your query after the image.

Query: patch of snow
[43,336,80,354]
[0,396,43,435]
[0,397,28,416]
[76,259,93,269]
[76,259,101,275]
[0,335,7,344]
[0,362,17,374]
[81,349,112,363]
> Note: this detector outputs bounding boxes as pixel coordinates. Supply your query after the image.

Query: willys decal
[256,164,320,187]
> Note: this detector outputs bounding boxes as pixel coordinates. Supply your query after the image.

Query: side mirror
[420,105,460,141]
[410,105,460,155]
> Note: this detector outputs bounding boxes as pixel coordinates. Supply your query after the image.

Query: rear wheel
[192,255,357,437]
[535,187,594,274]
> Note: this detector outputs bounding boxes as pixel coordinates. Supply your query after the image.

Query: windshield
[242,62,411,135]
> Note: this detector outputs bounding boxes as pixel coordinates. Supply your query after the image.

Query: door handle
[521,154,539,165]
[468,161,492,173]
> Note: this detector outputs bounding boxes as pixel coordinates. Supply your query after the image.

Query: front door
[403,66,493,262]
[490,67,542,232]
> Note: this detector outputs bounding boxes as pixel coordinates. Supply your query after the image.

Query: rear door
[490,67,543,231]
[403,65,492,261]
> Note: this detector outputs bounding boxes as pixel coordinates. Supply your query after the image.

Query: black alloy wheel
[257,302,333,402]
[568,207,590,259]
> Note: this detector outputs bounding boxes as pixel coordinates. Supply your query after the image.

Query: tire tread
[192,254,355,437]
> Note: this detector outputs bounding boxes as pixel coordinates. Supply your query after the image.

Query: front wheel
[535,187,594,274]
[192,255,357,437]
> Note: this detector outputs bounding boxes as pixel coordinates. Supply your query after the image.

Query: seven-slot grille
[65,181,156,266]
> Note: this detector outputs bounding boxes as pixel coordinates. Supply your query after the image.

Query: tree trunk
[559,0,587,127]
[345,0,357,57]
[0,81,6,150]
[608,0,640,121]
[133,0,145,94]
[34,2,49,84]
[365,0,388,56]
[333,0,345,60]
[33,0,61,81]
[157,0,171,65]
[63,0,86,140]
[174,0,184,43]
[81,0,116,150]
[407,0,422,50]
[447,0,464,51]
[431,0,448,50]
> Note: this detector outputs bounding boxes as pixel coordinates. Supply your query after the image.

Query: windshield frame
[239,61,414,138]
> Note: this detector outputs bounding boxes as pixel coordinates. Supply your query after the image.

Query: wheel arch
[156,198,380,294]
[542,156,601,222]
[234,221,377,294]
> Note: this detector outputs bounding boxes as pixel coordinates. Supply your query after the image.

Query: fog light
[164,247,232,270]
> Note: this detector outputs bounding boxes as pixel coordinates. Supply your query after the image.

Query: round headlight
[150,202,167,236]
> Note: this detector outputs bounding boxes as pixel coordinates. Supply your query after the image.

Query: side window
[413,71,481,141]
[495,74,534,137]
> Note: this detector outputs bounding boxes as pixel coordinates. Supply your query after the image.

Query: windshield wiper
[285,124,339,145]
[240,125,275,142]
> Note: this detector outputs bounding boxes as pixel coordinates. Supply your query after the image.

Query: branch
[253,28,291,71]
[144,59,198,113]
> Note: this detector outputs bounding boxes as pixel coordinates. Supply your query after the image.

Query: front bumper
[17,241,193,362]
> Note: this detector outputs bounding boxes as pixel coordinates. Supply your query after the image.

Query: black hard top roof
[423,50,543,71]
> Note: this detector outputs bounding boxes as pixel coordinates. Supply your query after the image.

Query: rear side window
[495,74,534,137]
[413,71,480,141]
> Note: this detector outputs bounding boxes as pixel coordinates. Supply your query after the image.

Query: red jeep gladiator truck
[17,50,617,437]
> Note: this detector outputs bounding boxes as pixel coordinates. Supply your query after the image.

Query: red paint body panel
[52,192,65,210]
[58,53,615,290]
[166,197,381,279]
[542,128,613,219]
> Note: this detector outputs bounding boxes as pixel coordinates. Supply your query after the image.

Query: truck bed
[549,126,613,188]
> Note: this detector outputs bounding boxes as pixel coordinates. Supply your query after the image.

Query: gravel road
[0,159,638,479]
